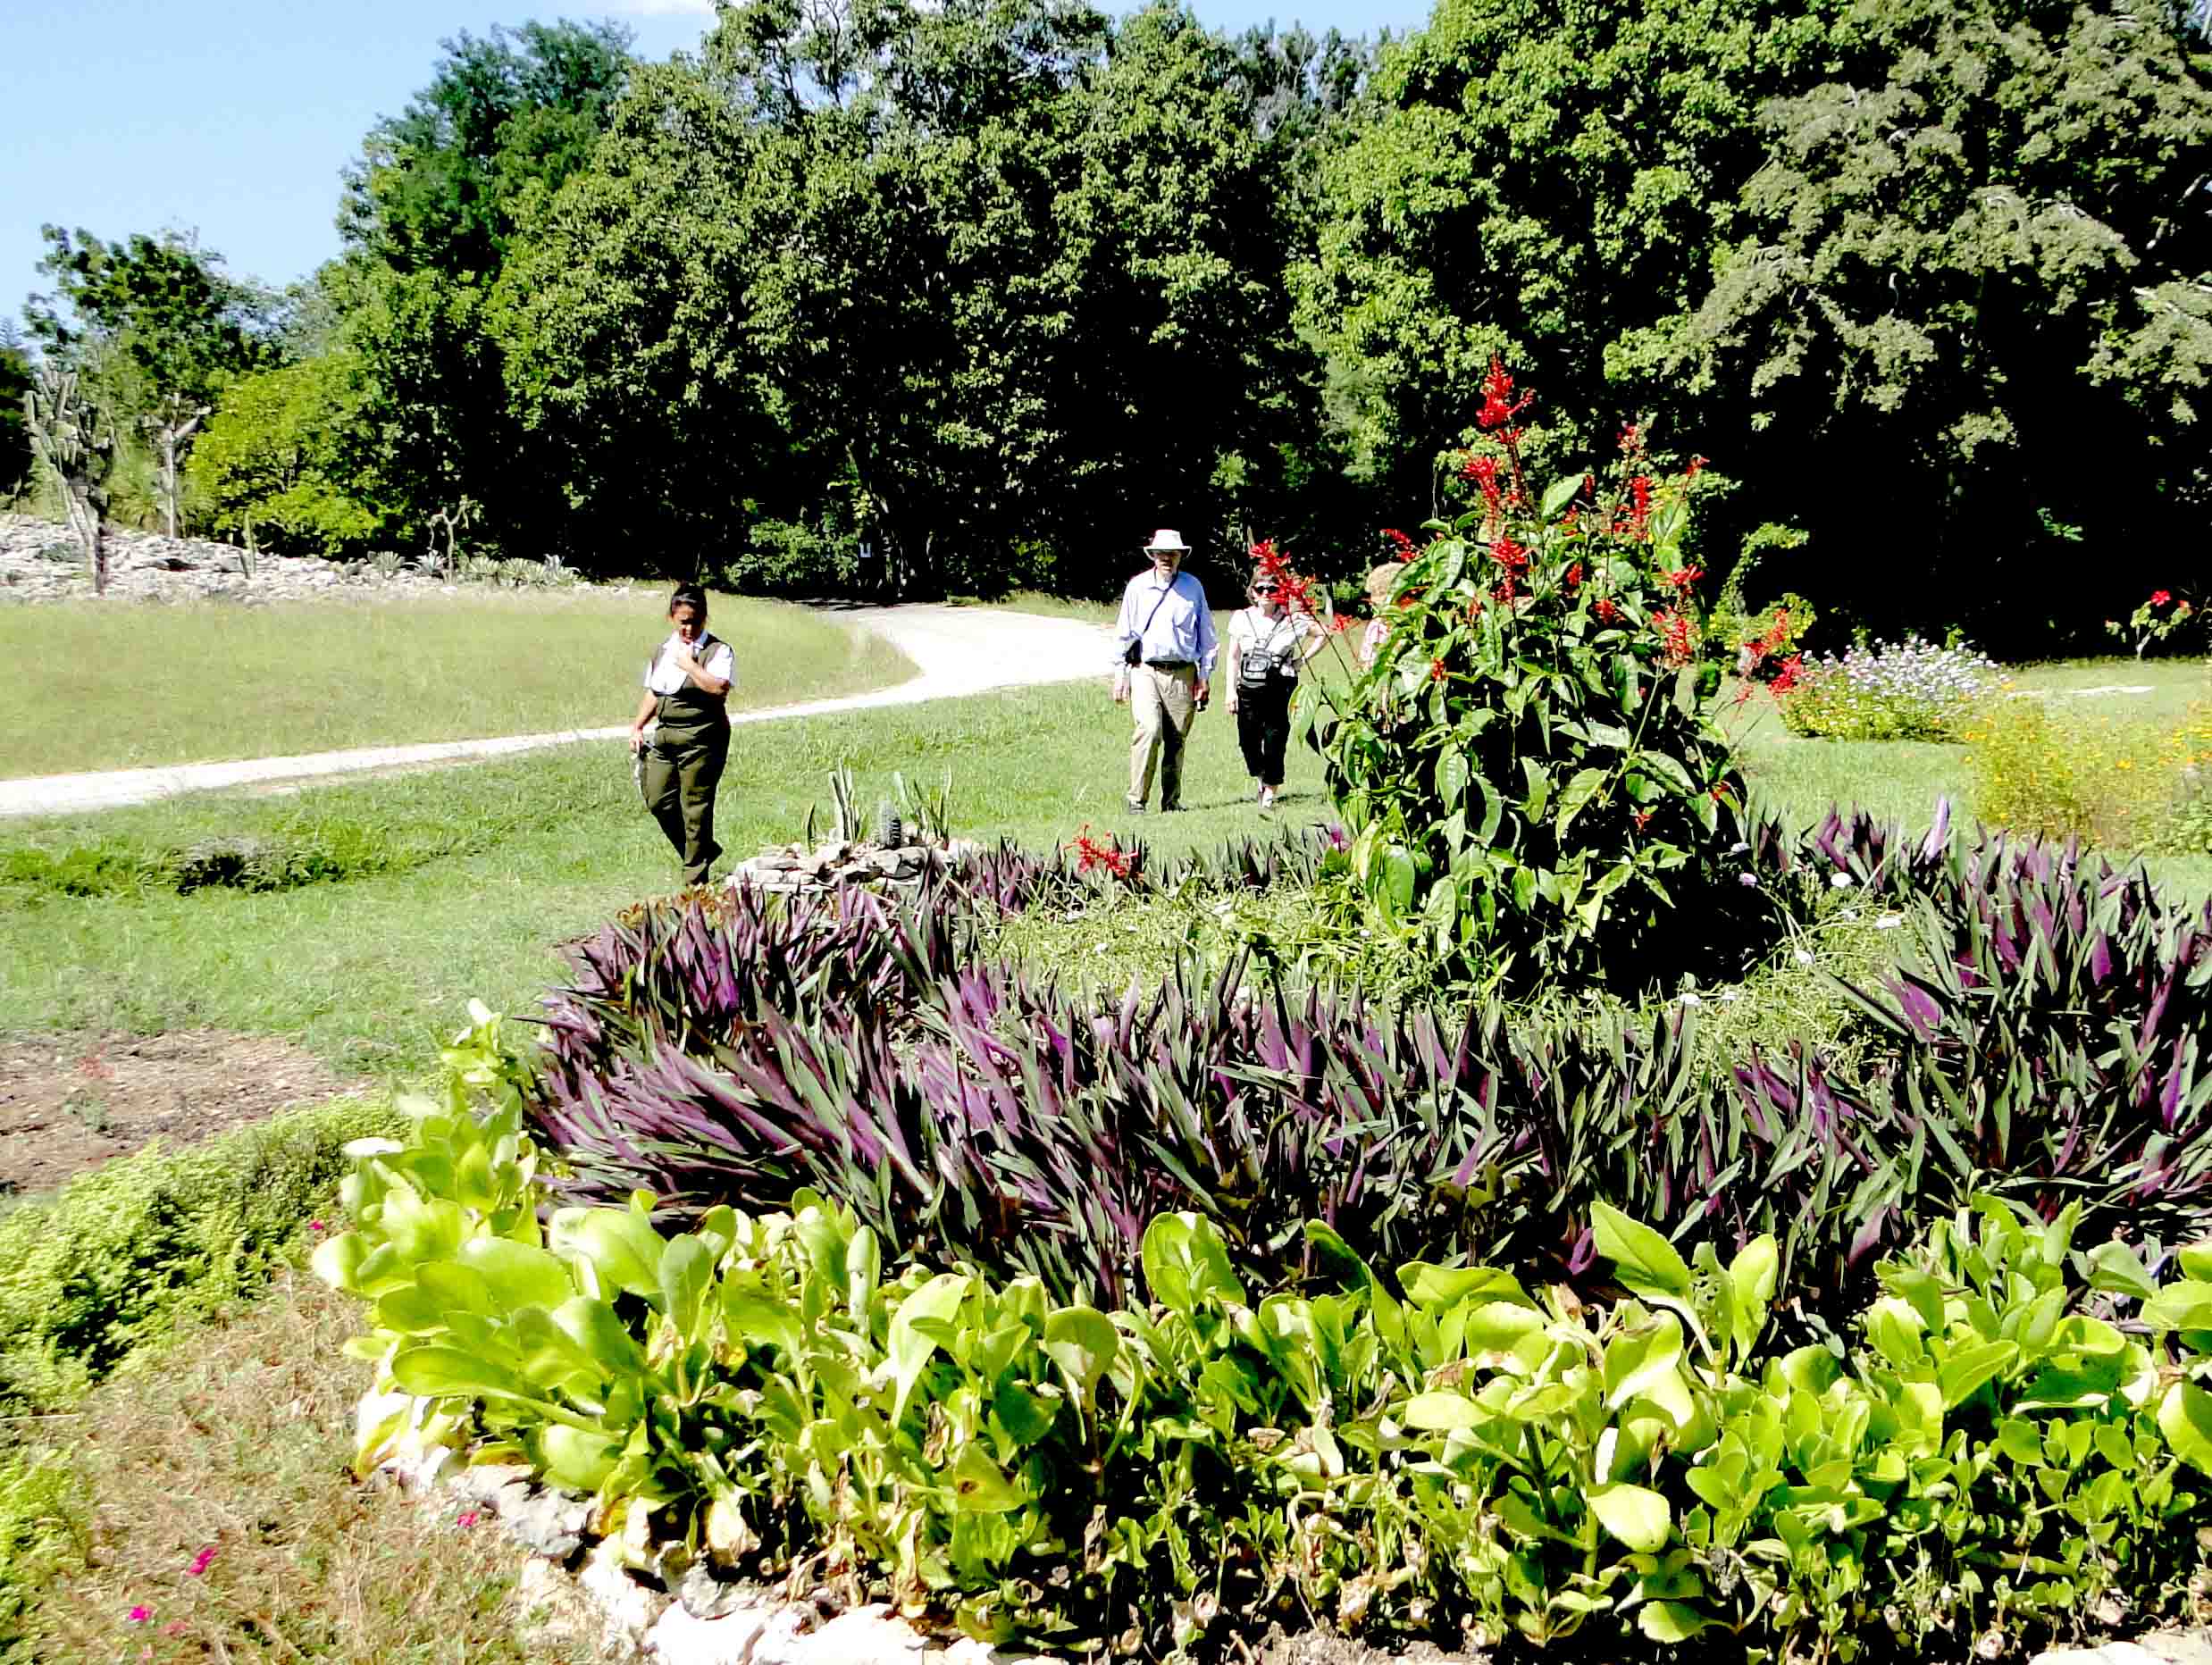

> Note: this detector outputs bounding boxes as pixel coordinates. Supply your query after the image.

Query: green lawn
[0,589,915,777]
[5,657,2209,1077]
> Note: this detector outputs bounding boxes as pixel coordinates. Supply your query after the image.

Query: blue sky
[0,0,1429,337]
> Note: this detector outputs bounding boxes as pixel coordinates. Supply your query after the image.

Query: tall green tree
[1295,0,1835,500]
[24,228,281,534]
[333,21,633,554]
[1668,0,2212,642]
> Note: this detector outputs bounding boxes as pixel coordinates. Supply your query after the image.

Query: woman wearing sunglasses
[1225,564,1324,808]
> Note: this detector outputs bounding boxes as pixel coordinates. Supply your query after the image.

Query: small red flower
[1490,535,1529,575]
[1595,598,1621,624]
[1627,475,1655,540]
[1563,562,1583,590]
[1477,356,1534,434]
[128,1607,153,1625]
[1466,598,1485,622]
[1659,565,1703,593]
[457,1510,480,1528]
[1769,652,1805,694]
[1067,826,1135,882]
[1652,607,1697,667]
[2151,590,2174,607]
[1381,528,1417,560]
[1619,423,1644,456]
[1632,809,1655,831]
[1429,657,1447,682]
[187,1546,218,1578]
[1685,455,1707,478]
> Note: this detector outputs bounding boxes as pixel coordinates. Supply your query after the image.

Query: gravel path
[0,605,1110,819]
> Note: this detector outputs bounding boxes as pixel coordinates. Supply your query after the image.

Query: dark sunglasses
[1252,584,1279,594]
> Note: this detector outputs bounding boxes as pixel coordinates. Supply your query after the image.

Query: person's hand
[629,726,646,755]
[674,648,700,675]
[1194,680,1211,710]
[1110,672,1128,706]
[1226,690,1239,713]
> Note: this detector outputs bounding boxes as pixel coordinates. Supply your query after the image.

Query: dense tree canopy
[40,0,2202,645]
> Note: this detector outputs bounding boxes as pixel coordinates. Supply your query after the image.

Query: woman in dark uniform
[628,583,734,886]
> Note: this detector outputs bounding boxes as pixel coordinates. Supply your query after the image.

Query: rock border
[359,1385,1054,1665]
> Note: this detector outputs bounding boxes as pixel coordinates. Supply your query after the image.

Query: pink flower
[457,1510,481,1528]
[128,1606,153,1624]
[307,1219,326,1234]
[2151,590,2174,607]
[187,1545,218,1577]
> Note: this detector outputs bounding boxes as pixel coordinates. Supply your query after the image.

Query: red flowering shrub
[1301,356,1741,988]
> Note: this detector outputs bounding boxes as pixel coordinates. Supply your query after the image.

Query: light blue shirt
[1112,568,1219,677]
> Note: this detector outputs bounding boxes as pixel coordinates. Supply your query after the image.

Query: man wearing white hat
[1110,529,1218,813]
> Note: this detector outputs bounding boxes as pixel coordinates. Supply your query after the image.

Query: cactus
[876,796,903,849]
[23,364,117,595]
[826,766,858,844]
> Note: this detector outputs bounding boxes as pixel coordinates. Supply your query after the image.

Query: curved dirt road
[0,604,1110,819]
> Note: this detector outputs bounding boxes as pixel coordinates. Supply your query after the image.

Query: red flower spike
[2152,590,2174,607]
[1564,562,1582,590]
[1595,598,1621,624]
[1652,607,1697,667]
[1066,825,1135,883]
[1429,657,1447,682]
[1490,535,1529,575]
[1381,528,1417,559]
[1477,356,1534,432]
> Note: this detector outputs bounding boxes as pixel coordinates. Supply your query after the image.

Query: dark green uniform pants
[643,715,729,887]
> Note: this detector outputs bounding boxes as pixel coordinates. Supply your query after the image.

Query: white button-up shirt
[643,632,735,695]
[1112,568,1218,676]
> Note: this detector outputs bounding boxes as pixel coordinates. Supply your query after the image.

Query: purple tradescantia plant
[520,814,2212,1329]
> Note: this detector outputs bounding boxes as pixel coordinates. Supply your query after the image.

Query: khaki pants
[642,719,729,887]
[1128,663,1198,809]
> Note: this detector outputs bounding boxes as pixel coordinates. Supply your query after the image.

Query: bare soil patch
[0,1029,345,1195]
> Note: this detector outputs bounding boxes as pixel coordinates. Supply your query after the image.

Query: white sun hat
[1144,529,1192,552]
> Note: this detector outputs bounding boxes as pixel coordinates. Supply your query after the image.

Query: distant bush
[715,518,855,597]
[1779,637,1999,740]
[0,810,531,901]
[0,1097,400,1414]
[1969,698,2212,854]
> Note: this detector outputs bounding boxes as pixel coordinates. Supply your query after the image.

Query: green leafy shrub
[0,807,535,901]
[317,1076,2212,1658]
[1966,698,2212,854]
[0,1095,400,1413]
[716,517,855,597]
[1304,364,1741,990]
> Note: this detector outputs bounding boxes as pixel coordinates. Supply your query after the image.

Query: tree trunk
[160,429,180,539]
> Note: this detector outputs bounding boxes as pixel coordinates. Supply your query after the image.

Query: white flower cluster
[1784,636,1999,741]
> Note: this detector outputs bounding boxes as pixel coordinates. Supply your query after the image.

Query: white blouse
[642,632,735,695]
[1227,608,1313,679]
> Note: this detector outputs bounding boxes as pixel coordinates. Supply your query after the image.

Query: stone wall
[0,513,610,606]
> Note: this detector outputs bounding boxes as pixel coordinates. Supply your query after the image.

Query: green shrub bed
[0,1094,401,1413]
[318,1060,2212,1659]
